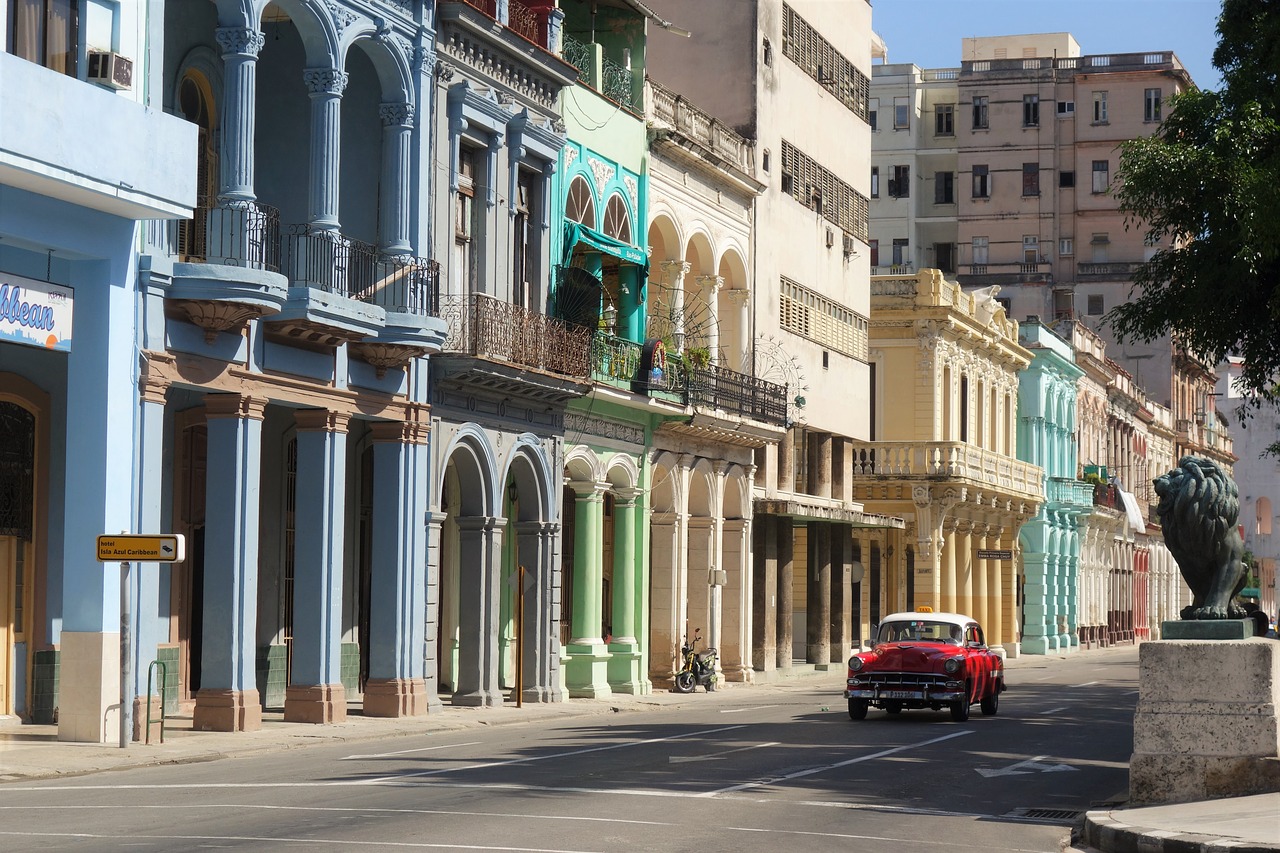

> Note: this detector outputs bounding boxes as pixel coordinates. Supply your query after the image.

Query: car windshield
[877,620,963,645]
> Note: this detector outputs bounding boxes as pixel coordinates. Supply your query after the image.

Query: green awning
[563,222,648,269]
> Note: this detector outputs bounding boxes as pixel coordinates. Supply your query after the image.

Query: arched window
[602,194,632,243]
[566,176,595,228]
[176,72,218,261]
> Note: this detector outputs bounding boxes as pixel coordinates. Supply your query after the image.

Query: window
[1087,294,1105,316]
[972,164,990,198]
[781,4,872,122]
[602,194,631,243]
[1091,233,1109,263]
[935,104,954,136]
[869,98,878,131]
[1058,100,1075,116]
[1092,160,1110,193]
[869,239,879,267]
[972,236,989,266]
[890,164,910,198]
[1023,235,1039,264]
[512,170,536,310]
[891,238,909,266]
[780,140,870,241]
[1059,170,1075,188]
[972,95,989,129]
[7,0,79,75]
[454,146,479,293]
[763,36,772,67]
[1023,94,1040,127]
[762,149,771,172]
[1023,163,1040,196]
[893,95,909,129]
[779,275,869,359]
[1059,237,1074,256]
[870,166,879,199]
[935,242,956,273]
[1145,87,1162,122]
[935,171,954,204]
[1093,90,1108,123]
[566,174,595,226]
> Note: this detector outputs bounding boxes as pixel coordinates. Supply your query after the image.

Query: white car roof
[880,612,975,629]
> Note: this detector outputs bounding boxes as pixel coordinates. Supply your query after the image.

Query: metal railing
[599,51,637,110]
[458,0,497,16]
[282,225,440,316]
[846,441,1043,498]
[688,363,788,426]
[176,199,281,272]
[507,0,544,46]
[358,254,441,317]
[561,32,591,72]
[441,293,592,377]
[1093,483,1122,511]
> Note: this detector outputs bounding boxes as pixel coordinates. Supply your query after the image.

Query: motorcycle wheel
[674,671,696,693]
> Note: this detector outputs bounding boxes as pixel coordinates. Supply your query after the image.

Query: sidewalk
[1,651,1277,853]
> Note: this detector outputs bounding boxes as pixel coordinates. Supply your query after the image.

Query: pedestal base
[284,683,347,724]
[1130,638,1280,805]
[363,678,428,718]
[193,688,263,732]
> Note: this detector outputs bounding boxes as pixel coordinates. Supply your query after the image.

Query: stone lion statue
[1152,456,1247,620]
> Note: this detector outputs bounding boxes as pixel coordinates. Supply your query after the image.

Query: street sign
[976,549,1013,561]
[96,534,186,563]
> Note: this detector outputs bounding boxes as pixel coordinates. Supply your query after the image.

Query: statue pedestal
[1130,637,1280,805]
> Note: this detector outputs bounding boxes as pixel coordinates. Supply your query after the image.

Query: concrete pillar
[619,266,643,341]
[130,377,169,740]
[941,523,957,614]
[778,429,796,493]
[514,520,560,703]
[813,432,833,499]
[566,482,610,698]
[607,489,643,693]
[364,421,430,718]
[214,27,264,202]
[660,260,690,352]
[193,394,266,733]
[423,511,445,712]
[452,515,506,707]
[303,67,348,230]
[378,102,415,254]
[721,517,750,682]
[752,515,778,674]
[285,410,350,724]
[725,287,750,373]
[829,524,850,663]
[697,275,723,364]
[974,525,990,634]
[776,519,794,670]
[648,514,679,686]
[806,523,831,666]
[957,520,974,618]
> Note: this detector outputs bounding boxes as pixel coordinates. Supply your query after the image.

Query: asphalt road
[0,646,1138,852]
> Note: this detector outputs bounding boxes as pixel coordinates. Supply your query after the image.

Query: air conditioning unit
[842,234,857,256]
[825,227,835,248]
[88,51,134,90]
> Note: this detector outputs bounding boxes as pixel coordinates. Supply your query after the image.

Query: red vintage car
[844,611,1005,721]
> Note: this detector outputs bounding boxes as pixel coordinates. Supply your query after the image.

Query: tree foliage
[1112,0,1280,417]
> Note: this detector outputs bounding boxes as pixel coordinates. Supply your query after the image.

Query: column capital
[660,259,691,279]
[139,371,171,405]
[295,409,352,433]
[612,486,643,507]
[370,419,429,445]
[568,479,608,499]
[712,460,731,478]
[455,515,506,532]
[724,286,750,304]
[303,67,348,97]
[379,102,415,128]
[696,274,725,292]
[205,393,267,421]
[216,27,265,58]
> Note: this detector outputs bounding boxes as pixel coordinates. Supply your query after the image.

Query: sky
[870,0,1225,91]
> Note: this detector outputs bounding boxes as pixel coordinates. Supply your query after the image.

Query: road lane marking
[699,730,974,796]
[1073,681,1099,687]
[0,830,601,852]
[1038,706,1069,714]
[720,705,776,713]
[976,755,1078,777]
[341,741,481,760]
[668,741,779,763]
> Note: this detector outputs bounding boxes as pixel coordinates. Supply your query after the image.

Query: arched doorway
[0,401,36,717]
[175,70,218,262]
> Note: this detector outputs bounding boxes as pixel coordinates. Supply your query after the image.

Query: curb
[1079,810,1280,853]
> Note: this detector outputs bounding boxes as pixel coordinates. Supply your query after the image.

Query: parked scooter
[673,629,718,693]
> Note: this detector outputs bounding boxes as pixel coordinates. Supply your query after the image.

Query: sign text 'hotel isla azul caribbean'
[0,271,74,352]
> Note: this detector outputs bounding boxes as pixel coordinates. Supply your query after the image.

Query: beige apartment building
[646,1,903,671]
[869,33,1229,446]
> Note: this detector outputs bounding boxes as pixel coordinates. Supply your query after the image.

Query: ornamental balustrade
[687,363,788,426]
[441,293,591,377]
[176,199,281,273]
[847,441,1042,497]
[283,224,439,316]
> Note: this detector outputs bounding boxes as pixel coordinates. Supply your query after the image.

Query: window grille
[779,276,868,360]
[781,3,870,124]
[780,140,869,242]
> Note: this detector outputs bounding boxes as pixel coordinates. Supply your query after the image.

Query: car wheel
[980,689,999,716]
[848,699,869,720]
[884,701,903,714]
[950,683,971,722]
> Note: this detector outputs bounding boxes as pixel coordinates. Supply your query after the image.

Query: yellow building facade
[851,270,1043,654]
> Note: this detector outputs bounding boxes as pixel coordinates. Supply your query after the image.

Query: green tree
[1112,0,1280,426]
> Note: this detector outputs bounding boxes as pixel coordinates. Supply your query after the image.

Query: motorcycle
[673,629,718,693]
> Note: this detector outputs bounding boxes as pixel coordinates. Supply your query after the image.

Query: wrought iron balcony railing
[588,333,688,397]
[688,363,788,426]
[441,293,591,377]
[282,225,440,316]
[176,199,281,272]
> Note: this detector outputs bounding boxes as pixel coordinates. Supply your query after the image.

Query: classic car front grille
[857,673,949,688]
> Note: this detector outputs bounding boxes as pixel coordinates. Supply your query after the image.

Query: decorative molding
[379,102,415,127]
[326,2,359,37]
[303,68,349,96]
[563,145,578,171]
[215,27,265,57]
[623,175,638,212]
[587,157,615,193]
[564,412,645,446]
[439,26,560,109]
[435,59,456,82]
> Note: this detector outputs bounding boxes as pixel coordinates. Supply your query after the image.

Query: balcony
[562,33,640,113]
[441,293,591,378]
[959,262,1052,285]
[688,364,788,427]
[168,200,289,342]
[1047,476,1096,507]
[645,77,757,180]
[1078,262,1143,280]
[589,333,687,399]
[847,441,1043,500]
[1093,483,1122,511]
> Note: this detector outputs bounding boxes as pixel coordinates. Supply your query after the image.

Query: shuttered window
[780,4,871,124]
[780,277,869,361]
[780,140,869,243]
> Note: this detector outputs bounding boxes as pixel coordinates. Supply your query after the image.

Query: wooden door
[0,537,14,715]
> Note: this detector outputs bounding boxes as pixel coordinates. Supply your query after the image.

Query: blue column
[193,394,265,732]
[379,102,414,255]
[285,409,349,723]
[131,375,169,736]
[214,27,264,202]
[364,420,429,717]
[303,68,347,231]
[452,515,506,707]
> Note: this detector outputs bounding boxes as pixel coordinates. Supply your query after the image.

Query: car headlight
[848,656,864,671]
[943,657,962,674]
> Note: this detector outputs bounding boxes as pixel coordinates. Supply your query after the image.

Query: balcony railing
[1048,476,1096,507]
[562,33,640,112]
[441,293,591,377]
[359,254,441,317]
[645,77,755,175]
[688,364,788,426]
[176,199,281,272]
[1078,262,1144,278]
[458,0,497,16]
[847,441,1043,497]
[282,225,440,316]
[1093,483,1121,511]
[507,0,544,46]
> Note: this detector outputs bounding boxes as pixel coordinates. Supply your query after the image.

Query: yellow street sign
[96,534,186,563]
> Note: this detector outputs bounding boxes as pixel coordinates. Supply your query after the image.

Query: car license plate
[882,690,917,699]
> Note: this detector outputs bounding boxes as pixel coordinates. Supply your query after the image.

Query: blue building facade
[1016,319,1091,655]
